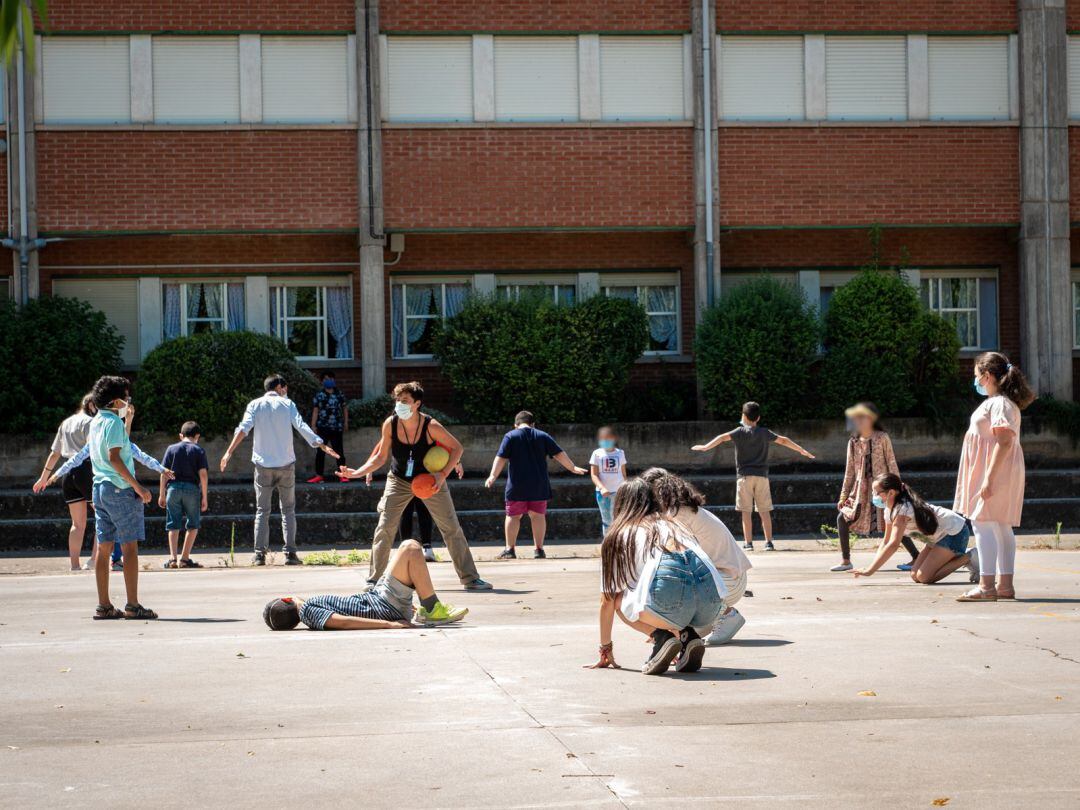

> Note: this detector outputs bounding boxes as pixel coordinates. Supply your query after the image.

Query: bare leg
[615,603,680,636]
[121,542,139,605]
[180,529,198,560]
[388,539,435,601]
[740,512,754,545]
[167,530,180,561]
[67,501,87,569]
[95,542,113,605]
[759,511,774,543]
[529,512,547,549]
[912,545,961,583]
[922,551,971,584]
[504,515,520,550]
[909,545,934,581]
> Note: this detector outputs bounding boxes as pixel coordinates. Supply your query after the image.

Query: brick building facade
[3,0,1075,409]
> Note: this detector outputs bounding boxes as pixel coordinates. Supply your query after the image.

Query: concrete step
[5,469,1079,520]
[5,497,1079,553]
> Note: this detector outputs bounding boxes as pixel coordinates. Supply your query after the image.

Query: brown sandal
[93,603,124,620]
[996,590,1016,600]
[957,587,997,602]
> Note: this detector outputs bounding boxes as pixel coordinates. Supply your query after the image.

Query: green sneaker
[415,601,468,625]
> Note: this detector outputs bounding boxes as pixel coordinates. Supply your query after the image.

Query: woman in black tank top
[389,413,435,480]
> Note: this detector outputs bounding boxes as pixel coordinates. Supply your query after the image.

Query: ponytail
[873,472,938,537]
[976,352,1035,410]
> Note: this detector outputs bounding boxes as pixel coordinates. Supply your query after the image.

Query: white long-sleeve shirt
[235,391,324,468]
[54,440,167,478]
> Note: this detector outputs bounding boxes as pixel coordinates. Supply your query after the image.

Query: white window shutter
[599,36,685,120]
[1068,37,1080,118]
[386,37,473,122]
[261,36,349,123]
[42,37,131,123]
[153,37,241,123]
[928,37,1009,120]
[826,36,907,120]
[721,36,804,121]
[53,279,141,366]
[494,37,579,121]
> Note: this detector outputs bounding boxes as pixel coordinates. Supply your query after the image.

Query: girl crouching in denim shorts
[586,478,727,676]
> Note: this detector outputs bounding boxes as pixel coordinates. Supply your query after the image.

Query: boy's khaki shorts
[736,475,772,513]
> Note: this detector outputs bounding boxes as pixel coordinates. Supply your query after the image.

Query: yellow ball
[423,445,450,473]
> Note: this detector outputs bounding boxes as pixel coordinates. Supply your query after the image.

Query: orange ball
[411,473,439,500]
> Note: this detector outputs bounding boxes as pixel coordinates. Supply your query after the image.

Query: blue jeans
[647,550,724,630]
[934,523,971,556]
[92,481,145,545]
[596,491,614,537]
[165,482,202,531]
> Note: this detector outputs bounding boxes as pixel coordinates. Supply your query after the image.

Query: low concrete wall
[1,418,1076,484]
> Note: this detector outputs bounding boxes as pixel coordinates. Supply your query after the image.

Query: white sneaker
[705,608,746,646]
[966,547,980,583]
[423,545,436,563]
[830,562,853,572]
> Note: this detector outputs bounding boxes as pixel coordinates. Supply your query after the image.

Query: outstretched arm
[552,451,587,476]
[854,517,906,577]
[692,432,733,452]
[775,435,815,459]
[485,456,508,488]
[340,420,392,479]
[45,446,89,487]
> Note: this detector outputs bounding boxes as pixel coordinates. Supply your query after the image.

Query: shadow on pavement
[156,618,247,623]
[724,638,794,648]
[669,667,776,682]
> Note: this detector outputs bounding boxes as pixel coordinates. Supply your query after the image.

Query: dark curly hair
[89,376,130,411]
[640,467,706,516]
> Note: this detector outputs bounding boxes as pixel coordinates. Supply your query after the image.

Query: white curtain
[163,284,182,340]
[444,284,468,317]
[270,288,279,338]
[406,286,434,347]
[186,283,204,321]
[325,286,352,359]
[391,285,405,357]
[227,283,245,330]
[647,286,677,351]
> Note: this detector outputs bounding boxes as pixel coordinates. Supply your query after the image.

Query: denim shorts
[92,481,145,545]
[933,522,971,556]
[646,550,724,630]
[165,482,202,531]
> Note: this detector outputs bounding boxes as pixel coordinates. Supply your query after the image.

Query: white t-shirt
[884,500,967,543]
[672,506,752,579]
[589,447,627,493]
[51,411,94,458]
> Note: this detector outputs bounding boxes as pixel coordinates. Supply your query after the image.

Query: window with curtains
[496,283,576,307]
[920,273,998,351]
[162,282,246,340]
[391,280,471,359]
[270,284,353,361]
[603,283,680,354]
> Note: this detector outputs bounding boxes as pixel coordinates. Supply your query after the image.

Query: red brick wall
[384,128,694,229]
[382,1,689,32]
[36,131,357,233]
[716,1,1016,32]
[718,128,1019,227]
[44,1,353,31]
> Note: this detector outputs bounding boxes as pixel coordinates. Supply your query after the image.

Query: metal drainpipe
[362,0,383,242]
[701,0,715,307]
[14,23,29,305]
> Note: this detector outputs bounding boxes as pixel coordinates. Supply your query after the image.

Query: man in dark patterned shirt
[307,370,349,483]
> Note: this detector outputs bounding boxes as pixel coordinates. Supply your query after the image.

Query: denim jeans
[646,550,724,630]
[92,481,145,545]
[165,481,202,531]
[596,490,614,537]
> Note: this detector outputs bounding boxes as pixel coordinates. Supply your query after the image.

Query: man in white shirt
[221,374,340,566]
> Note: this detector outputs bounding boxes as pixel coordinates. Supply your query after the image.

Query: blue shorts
[933,523,971,556]
[646,550,724,630]
[92,481,145,545]
[165,482,202,531]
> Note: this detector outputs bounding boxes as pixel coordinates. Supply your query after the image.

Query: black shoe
[674,627,706,673]
[642,630,682,675]
[252,552,267,567]
[742,542,754,551]
[284,552,302,566]
[496,547,516,560]
[533,547,546,559]
[763,541,776,552]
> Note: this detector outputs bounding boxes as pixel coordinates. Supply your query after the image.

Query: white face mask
[394,401,414,420]
[114,401,129,420]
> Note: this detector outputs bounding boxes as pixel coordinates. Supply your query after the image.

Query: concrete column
[906,35,929,120]
[578,34,602,121]
[7,43,39,302]
[691,0,720,323]
[239,34,262,123]
[130,35,154,123]
[137,277,162,358]
[357,0,386,396]
[1018,0,1072,398]
[472,34,495,122]
[804,34,826,121]
[32,36,42,123]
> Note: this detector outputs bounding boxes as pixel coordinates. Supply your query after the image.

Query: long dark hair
[873,472,937,536]
[975,352,1035,410]
[601,478,661,597]
[640,467,706,516]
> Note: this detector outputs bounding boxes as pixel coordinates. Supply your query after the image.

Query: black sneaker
[642,630,682,675]
[742,542,754,551]
[533,547,546,559]
[496,548,516,560]
[763,541,776,552]
[284,552,302,566]
[252,552,267,567]
[674,627,706,673]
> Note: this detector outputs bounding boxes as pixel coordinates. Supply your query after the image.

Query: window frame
[918,269,998,352]
[599,272,681,356]
[496,278,578,307]
[1072,271,1080,350]
[390,277,473,360]
[174,281,231,337]
[269,279,352,362]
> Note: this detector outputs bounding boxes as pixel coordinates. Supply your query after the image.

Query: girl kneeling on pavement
[586,478,727,676]
[852,473,973,584]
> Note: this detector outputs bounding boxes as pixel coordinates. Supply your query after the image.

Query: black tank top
[389,414,434,480]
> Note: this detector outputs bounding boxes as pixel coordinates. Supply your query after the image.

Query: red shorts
[505,500,548,517]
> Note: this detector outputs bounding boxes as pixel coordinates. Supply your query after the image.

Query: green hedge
[432,294,649,423]
[0,297,124,434]
[347,394,456,428]
[695,276,819,424]
[135,331,318,437]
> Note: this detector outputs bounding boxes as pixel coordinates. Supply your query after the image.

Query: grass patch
[303,549,371,567]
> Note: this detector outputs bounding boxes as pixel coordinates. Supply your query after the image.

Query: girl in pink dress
[954,352,1035,602]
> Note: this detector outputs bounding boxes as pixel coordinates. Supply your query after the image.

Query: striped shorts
[299,574,414,630]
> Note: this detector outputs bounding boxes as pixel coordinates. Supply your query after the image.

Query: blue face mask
[973,377,987,397]
[599,439,615,450]
[323,379,336,389]
[871,494,886,509]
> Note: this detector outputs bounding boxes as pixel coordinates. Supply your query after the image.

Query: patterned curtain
[325,286,353,359]
[163,284,181,340]
[227,283,246,331]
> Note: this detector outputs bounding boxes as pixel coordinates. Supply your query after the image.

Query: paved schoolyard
[2,549,1078,808]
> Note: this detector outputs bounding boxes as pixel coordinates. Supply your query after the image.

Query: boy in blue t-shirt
[484,411,587,559]
[159,421,210,569]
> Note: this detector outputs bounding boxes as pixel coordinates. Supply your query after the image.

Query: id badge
[405,455,415,478]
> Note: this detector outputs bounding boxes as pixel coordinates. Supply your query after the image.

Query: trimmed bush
[432,294,649,423]
[0,296,124,434]
[695,276,819,424]
[347,394,457,428]
[136,331,318,437]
